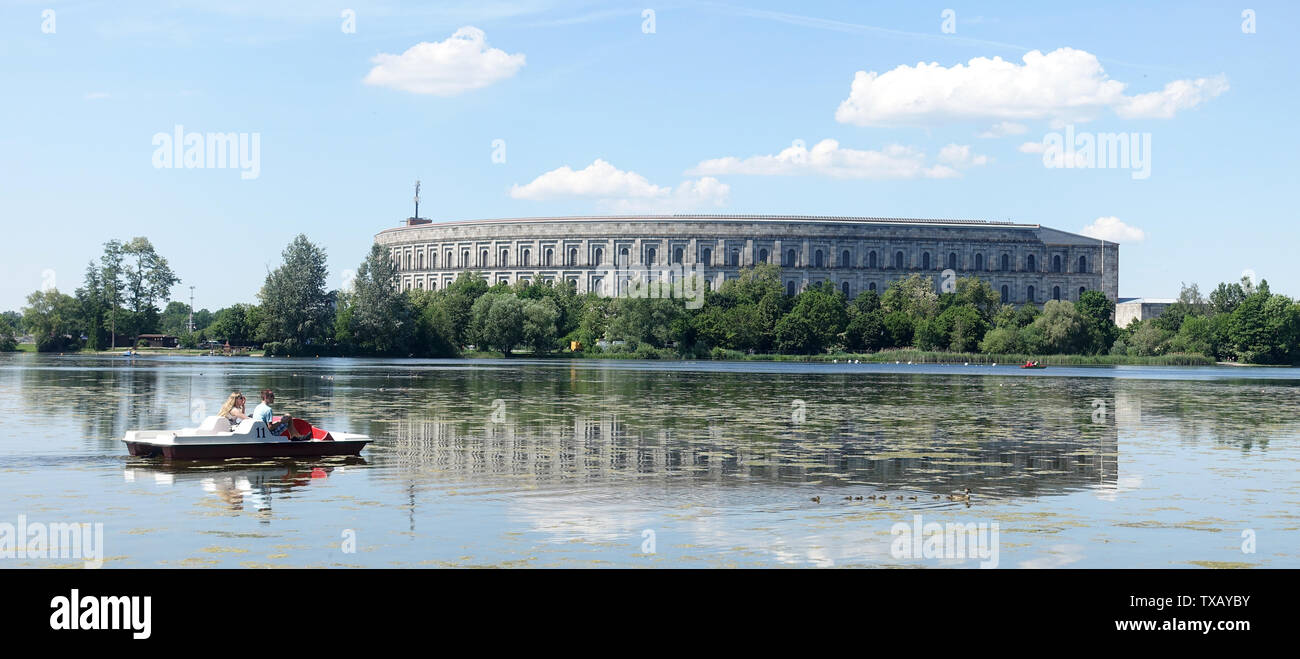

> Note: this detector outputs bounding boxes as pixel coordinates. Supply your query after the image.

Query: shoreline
[3,347,1239,367]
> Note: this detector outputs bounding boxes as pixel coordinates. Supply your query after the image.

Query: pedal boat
[123,416,371,460]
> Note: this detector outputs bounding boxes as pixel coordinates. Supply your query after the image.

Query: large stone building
[375,214,1118,304]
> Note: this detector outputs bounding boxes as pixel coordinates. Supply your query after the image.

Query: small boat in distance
[1020,360,1046,369]
[123,416,371,460]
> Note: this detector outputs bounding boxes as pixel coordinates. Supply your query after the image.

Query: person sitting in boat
[216,392,250,425]
[252,389,308,439]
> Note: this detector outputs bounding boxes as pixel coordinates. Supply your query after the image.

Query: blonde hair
[217,392,246,419]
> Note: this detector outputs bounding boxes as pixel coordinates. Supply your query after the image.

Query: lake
[1,353,1296,568]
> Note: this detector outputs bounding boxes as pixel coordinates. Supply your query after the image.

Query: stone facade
[1114,298,1175,327]
[374,215,1119,305]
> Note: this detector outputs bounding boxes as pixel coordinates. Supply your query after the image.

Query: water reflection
[3,354,1299,567]
[123,458,366,518]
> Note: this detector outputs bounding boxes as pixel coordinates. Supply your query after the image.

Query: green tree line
[6,237,1298,365]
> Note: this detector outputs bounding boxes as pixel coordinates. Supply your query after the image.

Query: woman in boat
[216,392,250,425]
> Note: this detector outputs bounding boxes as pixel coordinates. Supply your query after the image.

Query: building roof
[1116,298,1177,305]
[377,214,1117,245]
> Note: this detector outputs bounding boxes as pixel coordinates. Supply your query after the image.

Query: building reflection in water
[379,405,1119,499]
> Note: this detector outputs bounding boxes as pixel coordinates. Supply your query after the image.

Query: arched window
[673,247,683,264]
[1079,286,1087,299]
[569,248,578,266]
[480,249,488,266]
[922,252,931,270]
[814,250,824,268]
[948,252,958,270]
[1027,285,1035,302]
[868,251,877,268]
[431,251,438,268]
[522,249,530,267]
[786,249,797,267]
[842,281,850,296]
[462,250,469,268]
[1000,285,1009,302]
[594,247,603,265]
[416,279,424,290]
[1078,255,1087,273]
[430,281,438,291]
[868,282,877,291]
[730,249,739,266]
[1001,253,1009,271]
[841,250,851,268]
[544,248,553,266]
[895,251,905,269]
[1052,255,1062,273]
[1053,285,1061,300]
[405,253,412,270]
[646,247,656,265]
[500,249,509,266]
[758,248,768,263]
[786,281,796,296]
[1027,254,1036,272]
[418,252,425,269]
[619,247,629,267]
[975,253,984,271]
[701,248,711,265]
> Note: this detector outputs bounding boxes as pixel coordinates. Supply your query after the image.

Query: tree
[22,289,83,352]
[1025,300,1087,354]
[773,283,847,353]
[257,234,332,347]
[0,316,17,352]
[1209,280,1247,315]
[209,304,261,346]
[881,274,939,319]
[470,292,526,355]
[161,301,193,337]
[75,260,108,351]
[99,240,125,349]
[121,237,180,341]
[521,297,560,355]
[443,272,490,347]
[1076,290,1118,354]
[935,304,986,352]
[343,243,415,355]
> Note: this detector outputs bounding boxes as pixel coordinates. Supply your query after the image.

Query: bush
[709,347,745,360]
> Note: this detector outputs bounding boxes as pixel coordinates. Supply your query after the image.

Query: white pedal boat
[123,416,371,459]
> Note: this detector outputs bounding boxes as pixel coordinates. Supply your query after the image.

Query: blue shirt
[252,402,274,426]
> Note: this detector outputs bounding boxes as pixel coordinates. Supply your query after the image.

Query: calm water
[1,353,1297,568]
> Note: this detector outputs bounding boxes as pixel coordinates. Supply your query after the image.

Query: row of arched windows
[392,245,1090,275]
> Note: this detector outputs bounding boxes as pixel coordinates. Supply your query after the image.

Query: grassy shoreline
[467,347,1218,366]
[2,346,1227,366]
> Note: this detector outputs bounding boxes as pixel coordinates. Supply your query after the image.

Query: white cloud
[1081,216,1145,243]
[687,139,986,180]
[1017,141,1047,154]
[936,143,990,168]
[1116,76,1230,119]
[977,121,1028,138]
[363,26,525,96]
[510,159,729,210]
[835,47,1226,126]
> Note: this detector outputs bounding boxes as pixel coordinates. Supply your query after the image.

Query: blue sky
[1,0,1296,312]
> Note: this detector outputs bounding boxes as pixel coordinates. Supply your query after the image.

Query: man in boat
[252,389,309,440]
